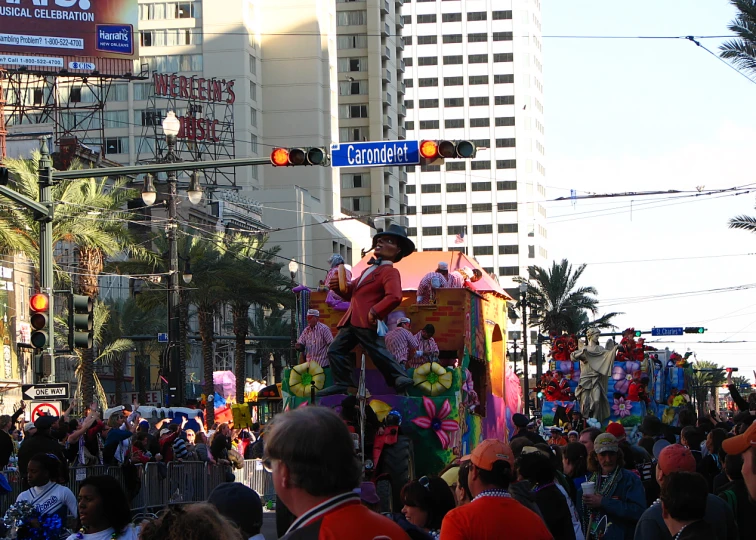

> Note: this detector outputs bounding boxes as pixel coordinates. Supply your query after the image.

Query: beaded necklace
[673,523,690,540]
[581,467,622,539]
[472,488,511,501]
[532,481,555,493]
[75,527,118,540]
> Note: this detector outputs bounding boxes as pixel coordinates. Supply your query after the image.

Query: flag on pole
[455,230,465,244]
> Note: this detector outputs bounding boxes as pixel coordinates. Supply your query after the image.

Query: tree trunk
[78,248,103,406]
[113,354,123,406]
[233,302,250,404]
[179,290,189,401]
[198,306,215,426]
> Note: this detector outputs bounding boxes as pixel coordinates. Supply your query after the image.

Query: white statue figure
[570,327,618,422]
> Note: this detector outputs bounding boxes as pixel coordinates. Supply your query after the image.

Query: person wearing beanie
[634,444,737,540]
[208,482,264,540]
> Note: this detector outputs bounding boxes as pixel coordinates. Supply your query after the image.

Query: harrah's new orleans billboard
[0,0,138,72]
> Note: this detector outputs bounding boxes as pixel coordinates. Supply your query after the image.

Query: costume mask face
[374,236,401,261]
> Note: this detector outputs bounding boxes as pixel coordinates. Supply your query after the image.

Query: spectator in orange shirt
[439,439,552,540]
[548,427,568,447]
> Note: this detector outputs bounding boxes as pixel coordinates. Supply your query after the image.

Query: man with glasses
[263,406,410,539]
[439,439,552,539]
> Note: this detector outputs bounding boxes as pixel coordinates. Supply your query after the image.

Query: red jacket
[337,265,403,329]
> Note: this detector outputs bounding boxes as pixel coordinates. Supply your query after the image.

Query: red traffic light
[30,293,49,312]
[419,140,439,159]
[271,148,290,166]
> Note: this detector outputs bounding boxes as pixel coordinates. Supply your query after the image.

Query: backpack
[720,489,738,516]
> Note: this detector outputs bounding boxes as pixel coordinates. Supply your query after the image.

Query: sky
[543,1,756,379]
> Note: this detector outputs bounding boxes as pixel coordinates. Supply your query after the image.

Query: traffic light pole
[38,139,55,381]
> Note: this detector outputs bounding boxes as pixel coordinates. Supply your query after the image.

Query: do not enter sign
[30,401,62,422]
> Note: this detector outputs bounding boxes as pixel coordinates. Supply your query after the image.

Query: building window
[421,164,441,172]
[407,206,416,214]
[419,99,439,108]
[495,74,515,84]
[339,104,369,118]
[403,36,413,46]
[495,96,515,105]
[421,184,442,193]
[495,117,515,126]
[405,79,414,88]
[417,14,437,23]
[420,120,440,129]
[474,246,493,256]
[493,32,514,41]
[417,35,438,45]
[444,98,464,107]
[338,57,368,72]
[444,76,464,86]
[448,225,466,235]
[499,266,519,276]
[403,15,411,24]
[423,227,442,235]
[468,54,488,64]
[471,161,491,170]
[422,205,442,214]
[103,110,128,129]
[337,10,367,25]
[470,118,490,128]
[104,137,128,155]
[496,160,517,169]
[499,223,518,233]
[498,202,517,211]
[447,204,466,213]
[250,81,257,101]
[443,34,463,44]
[443,55,463,65]
[250,134,258,154]
[442,13,462,22]
[407,227,417,236]
[469,97,489,106]
[467,11,487,21]
[445,118,464,128]
[337,34,368,49]
[419,77,439,87]
[472,182,491,192]
[494,53,514,62]
[499,245,519,255]
[351,196,371,212]
[406,185,416,194]
[493,10,513,20]
[468,33,488,42]
[404,58,414,67]
[469,75,489,85]
[405,100,414,109]
[418,57,438,66]
[342,174,367,189]
[471,139,489,149]
[250,108,257,127]
[472,203,492,212]
[446,162,466,172]
[529,245,536,259]
[446,183,466,192]
[497,181,517,190]
[339,127,367,141]
[496,138,516,148]
[473,224,492,234]
[338,80,368,96]
[404,121,415,130]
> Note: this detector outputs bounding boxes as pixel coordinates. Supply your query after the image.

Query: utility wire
[685,35,756,86]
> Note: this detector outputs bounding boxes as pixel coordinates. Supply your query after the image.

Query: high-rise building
[403,0,547,297]
[336,0,408,226]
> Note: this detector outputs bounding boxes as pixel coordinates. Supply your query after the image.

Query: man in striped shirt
[411,324,439,368]
[296,309,334,367]
[385,317,420,366]
[416,262,449,304]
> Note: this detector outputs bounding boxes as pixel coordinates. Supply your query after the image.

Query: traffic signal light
[270,147,328,167]
[684,327,706,334]
[69,293,94,349]
[419,140,477,161]
[634,330,642,338]
[0,167,9,186]
[29,293,49,349]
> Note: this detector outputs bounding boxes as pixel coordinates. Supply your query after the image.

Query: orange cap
[722,421,756,456]
[461,439,514,470]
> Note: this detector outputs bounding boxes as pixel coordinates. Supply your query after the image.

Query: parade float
[541,328,692,430]
[281,250,520,503]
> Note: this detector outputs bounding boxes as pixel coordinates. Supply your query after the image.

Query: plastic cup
[581,481,596,495]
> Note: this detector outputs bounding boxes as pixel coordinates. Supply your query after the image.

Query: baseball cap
[353,481,380,505]
[438,262,449,270]
[441,466,459,487]
[306,309,320,317]
[657,444,696,474]
[722,421,756,456]
[594,433,619,454]
[34,415,58,430]
[550,426,563,432]
[23,422,36,433]
[461,439,514,470]
[208,483,263,534]
[605,422,626,441]
[512,413,530,428]
[398,317,411,325]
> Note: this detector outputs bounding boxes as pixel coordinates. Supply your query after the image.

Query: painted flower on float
[412,396,459,449]
[612,365,632,394]
[625,360,641,375]
[288,361,326,397]
[612,397,631,418]
[413,362,453,396]
[558,361,572,374]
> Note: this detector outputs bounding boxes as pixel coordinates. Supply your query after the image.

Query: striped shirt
[410,332,439,368]
[447,271,465,288]
[296,322,334,367]
[385,327,419,364]
[16,481,78,520]
[416,272,448,304]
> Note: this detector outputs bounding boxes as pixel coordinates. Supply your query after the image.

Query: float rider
[318,224,415,396]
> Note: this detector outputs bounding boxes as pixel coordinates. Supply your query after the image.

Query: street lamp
[289,260,299,370]
[182,260,193,284]
[519,282,530,415]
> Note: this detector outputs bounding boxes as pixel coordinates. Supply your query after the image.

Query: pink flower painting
[412,396,460,449]
[612,397,631,418]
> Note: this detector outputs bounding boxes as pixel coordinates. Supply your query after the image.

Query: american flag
[454,230,465,244]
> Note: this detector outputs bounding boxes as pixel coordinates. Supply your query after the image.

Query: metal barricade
[234,459,275,502]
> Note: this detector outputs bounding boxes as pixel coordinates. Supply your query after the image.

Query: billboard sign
[0,0,138,66]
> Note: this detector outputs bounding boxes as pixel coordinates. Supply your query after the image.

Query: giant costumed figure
[571,327,618,422]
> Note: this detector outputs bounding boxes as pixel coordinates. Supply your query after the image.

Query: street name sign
[158,333,168,343]
[651,327,684,337]
[22,383,69,400]
[331,140,420,168]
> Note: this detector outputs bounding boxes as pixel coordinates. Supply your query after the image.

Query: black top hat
[372,224,415,262]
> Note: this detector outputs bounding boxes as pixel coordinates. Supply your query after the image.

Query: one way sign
[22,383,69,401]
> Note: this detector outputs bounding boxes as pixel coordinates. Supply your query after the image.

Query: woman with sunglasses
[66,475,138,540]
[400,475,456,539]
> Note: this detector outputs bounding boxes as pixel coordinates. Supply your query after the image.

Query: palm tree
[731,375,753,398]
[515,259,620,336]
[691,360,726,416]
[720,1,756,77]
